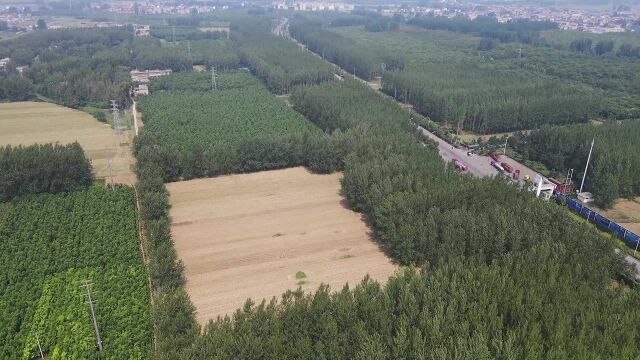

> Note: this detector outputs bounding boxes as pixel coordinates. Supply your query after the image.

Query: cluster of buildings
[96,2,221,15]
[272,2,354,12]
[0,10,35,32]
[0,7,123,34]
[267,1,637,34]
[131,69,172,96]
[407,2,638,34]
[0,57,29,74]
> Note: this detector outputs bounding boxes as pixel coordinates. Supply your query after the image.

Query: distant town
[1,0,639,34]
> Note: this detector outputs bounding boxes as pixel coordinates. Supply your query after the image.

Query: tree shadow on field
[338,198,402,266]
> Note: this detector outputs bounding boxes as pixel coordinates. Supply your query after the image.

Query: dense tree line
[0,142,93,201]
[134,153,199,359]
[0,186,151,358]
[0,27,230,108]
[511,121,640,208]
[543,30,640,59]
[289,19,405,80]
[569,38,617,56]
[0,70,34,101]
[0,28,134,107]
[238,36,335,94]
[409,15,556,44]
[485,44,640,120]
[221,15,335,94]
[289,18,614,133]
[188,39,241,70]
[150,26,226,41]
[382,64,602,133]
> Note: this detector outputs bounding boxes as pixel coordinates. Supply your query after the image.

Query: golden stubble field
[167,167,397,324]
[592,197,640,235]
[0,102,135,183]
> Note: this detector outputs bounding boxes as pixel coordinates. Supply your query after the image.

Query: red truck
[548,177,575,194]
[501,162,513,173]
[490,152,500,162]
[452,158,468,172]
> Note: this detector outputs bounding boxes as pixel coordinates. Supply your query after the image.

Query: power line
[80,280,103,352]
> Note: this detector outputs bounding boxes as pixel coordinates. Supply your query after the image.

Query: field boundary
[134,187,157,352]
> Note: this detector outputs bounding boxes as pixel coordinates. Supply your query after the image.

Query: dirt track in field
[0,102,135,184]
[167,167,397,324]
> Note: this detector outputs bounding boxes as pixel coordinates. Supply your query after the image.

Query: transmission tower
[80,280,104,352]
[110,100,124,135]
[211,66,218,91]
[565,169,574,186]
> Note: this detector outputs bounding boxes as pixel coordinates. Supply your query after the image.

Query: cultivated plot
[167,167,397,324]
[0,102,135,183]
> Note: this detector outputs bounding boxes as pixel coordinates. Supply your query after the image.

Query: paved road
[418,127,498,178]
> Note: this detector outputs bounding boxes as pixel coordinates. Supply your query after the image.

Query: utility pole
[579,137,595,193]
[211,66,217,91]
[35,333,44,359]
[503,137,508,155]
[187,40,192,61]
[80,280,103,352]
[172,25,176,42]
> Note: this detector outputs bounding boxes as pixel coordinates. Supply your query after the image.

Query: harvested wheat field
[591,198,640,236]
[0,102,135,183]
[167,167,397,324]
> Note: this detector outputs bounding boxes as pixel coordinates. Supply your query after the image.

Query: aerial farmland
[167,167,396,323]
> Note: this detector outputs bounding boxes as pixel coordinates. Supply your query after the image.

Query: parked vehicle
[452,158,468,172]
[501,162,513,173]
[489,152,500,162]
[490,161,504,172]
[548,177,575,194]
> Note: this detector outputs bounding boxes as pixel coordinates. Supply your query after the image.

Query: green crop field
[137,71,324,178]
[139,72,321,150]
[0,186,151,359]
